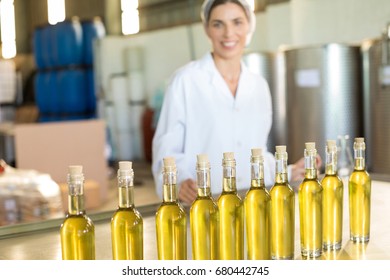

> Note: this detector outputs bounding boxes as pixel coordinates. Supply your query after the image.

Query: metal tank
[243,51,280,153]
[361,24,390,174]
[282,44,363,165]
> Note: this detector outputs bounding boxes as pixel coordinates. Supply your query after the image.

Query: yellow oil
[156,200,187,260]
[190,195,219,260]
[218,186,244,260]
[244,179,270,260]
[349,169,371,242]
[111,207,143,260]
[60,195,95,260]
[298,177,323,258]
[270,182,295,260]
[321,174,343,250]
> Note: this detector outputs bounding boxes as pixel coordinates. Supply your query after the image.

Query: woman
[152,0,306,204]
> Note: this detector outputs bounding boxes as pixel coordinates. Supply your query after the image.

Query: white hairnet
[200,0,256,45]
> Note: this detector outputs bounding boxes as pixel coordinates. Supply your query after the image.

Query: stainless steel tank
[362,24,390,174]
[282,44,363,165]
[243,51,280,153]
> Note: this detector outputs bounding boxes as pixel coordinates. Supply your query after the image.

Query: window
[121,0,139,35]
[0,0,16,58]
[48,0,65,25]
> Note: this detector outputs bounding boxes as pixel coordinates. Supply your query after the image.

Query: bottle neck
[118,171,134,208]
[196,167,211,197]
[251,160,265,188]
[354,148,366,171]
[163,170,177,202]
[304,150,317,179]
[325,147,337,175]
[67,174,85,215]
[275,153,288,184]
[222,164,236,192]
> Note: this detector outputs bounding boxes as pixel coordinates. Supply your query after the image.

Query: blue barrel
[47,71,61,116]
[82,17,106,65]
[34,72,50,114]
[57,69,88,119]
[41,25,57,68]
[86,68,97,117]
[33,27,45,69]
[55,18,83,67]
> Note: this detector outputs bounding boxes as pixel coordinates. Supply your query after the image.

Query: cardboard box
[13,119,109,207]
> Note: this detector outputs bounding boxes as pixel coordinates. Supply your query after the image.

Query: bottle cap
[68,165,83,175]
[305,142,316,151]
[222,152,235,167]
[163,157,176,168]
[327,139,336,147]
[275,145,286,153]
[197,154,210,169]
[119,161,132,171]
[251,148,262,157]
[355,137,365,143]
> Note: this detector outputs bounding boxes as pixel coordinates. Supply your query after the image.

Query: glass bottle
[111,161,143,260]
[298,142,323,258]
[244,148,270,260]
[349,137,371,243]
[217,152,244,260]
[60,165,95,260]
[270,145,295,260]
[190,154,219,260]
[155,157,187,259]
[321,140,343,250]
[337,135,354,181]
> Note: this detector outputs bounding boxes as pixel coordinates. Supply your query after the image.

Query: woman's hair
[200,0,256,45]
[201,0,249,25]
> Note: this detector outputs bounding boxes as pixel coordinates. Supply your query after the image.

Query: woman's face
[206,2,249,61]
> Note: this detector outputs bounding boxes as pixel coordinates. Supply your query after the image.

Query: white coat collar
[199,52,251,100]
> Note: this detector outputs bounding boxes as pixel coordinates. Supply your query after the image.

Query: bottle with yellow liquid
[190,154,219,260]
[156,157,187,259]
[349,137,371,243]
[270,145,295,260]
[111,161,143,260]
[60,165,95,260]
[298,142,323,258]
[244,148,270,260]
[217,152,244,260]
[321,140,343,250]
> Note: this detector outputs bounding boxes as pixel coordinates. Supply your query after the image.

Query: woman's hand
[178,178,197,205]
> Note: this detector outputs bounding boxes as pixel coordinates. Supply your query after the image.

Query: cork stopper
[327,139,336,148]
[163,157,176,167]
[251,148,262,157]
[68,165,83,175]
[197,154,210,169]
[355,137,365,143]
[223,152,234,160]
[197,154,209,164]
[276,145,286,153]
[119,161,132,171]
[305,142,316,151]
[222,152,235,167]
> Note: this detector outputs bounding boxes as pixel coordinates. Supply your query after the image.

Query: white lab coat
[152,52,282,199]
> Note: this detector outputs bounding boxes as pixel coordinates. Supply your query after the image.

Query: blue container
[86,68,97,116]
[41,25,56,68]
[55,18,83,67]
[82,17,106,65]
[33,27,46,69]
[47,71,60,115]
[34,72,50,114]
[57,69,87,116]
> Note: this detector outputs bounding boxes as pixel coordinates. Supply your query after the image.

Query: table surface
[0,179,389,260]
